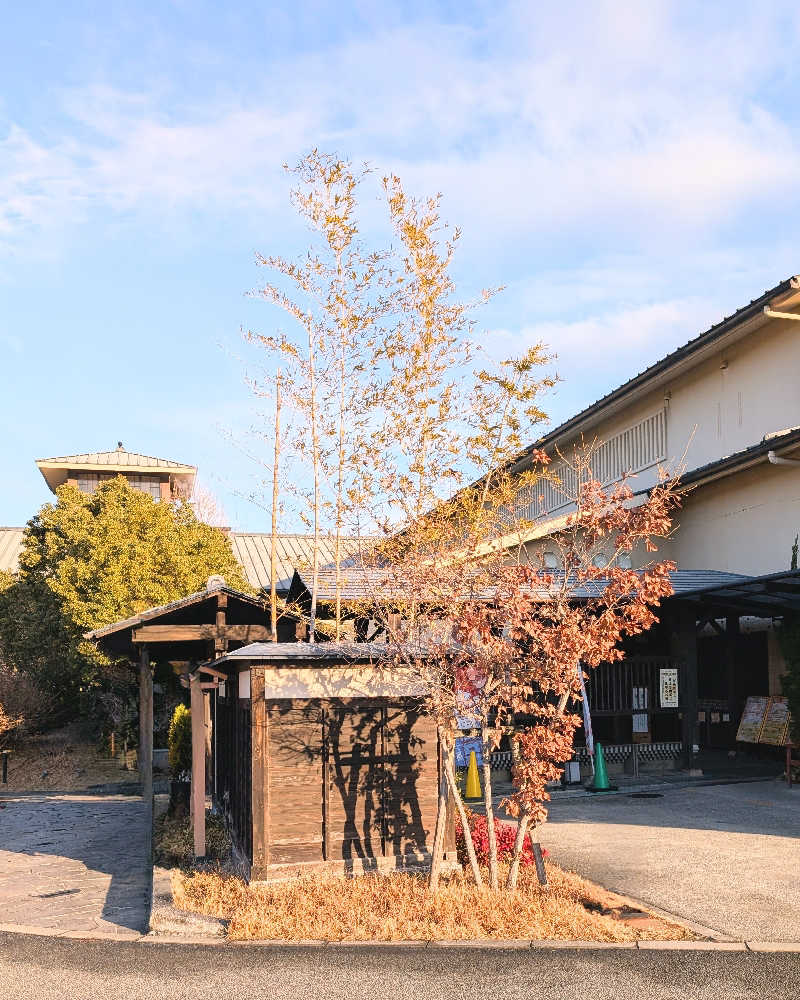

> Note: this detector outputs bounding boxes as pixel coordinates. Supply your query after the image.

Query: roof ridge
[516,274,799,463]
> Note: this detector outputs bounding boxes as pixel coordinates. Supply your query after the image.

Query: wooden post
[726,614,740,717]
[190,672,206,857]
[138,646,153,806]
[251,668,268,879]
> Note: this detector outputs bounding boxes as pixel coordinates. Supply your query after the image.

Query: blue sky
[3,1,800,531]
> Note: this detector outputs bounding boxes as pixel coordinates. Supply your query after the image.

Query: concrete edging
[2,922,800,952]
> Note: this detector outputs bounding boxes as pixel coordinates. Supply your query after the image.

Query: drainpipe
[768,451,800,467]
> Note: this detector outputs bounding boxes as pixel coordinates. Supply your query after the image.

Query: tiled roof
[0,527,24,574]
[84,583,266,640]
[230,533,370,592]
[289,567,750,603]
[513,275,800,468]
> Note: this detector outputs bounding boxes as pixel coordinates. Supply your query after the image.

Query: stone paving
[0,792,150,937]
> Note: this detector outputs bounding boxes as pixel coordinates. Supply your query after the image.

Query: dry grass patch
[154,812,231,867]
[1,727,139,792]
[173,864,694,942]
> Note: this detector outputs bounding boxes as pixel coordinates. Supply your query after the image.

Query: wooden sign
[736,695,770,743]
[759,696,791,746]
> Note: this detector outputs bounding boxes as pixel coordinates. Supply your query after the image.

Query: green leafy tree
[0,477,251,721]
[168,703,192,778]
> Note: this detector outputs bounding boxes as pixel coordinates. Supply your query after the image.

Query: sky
[3,1,800,531]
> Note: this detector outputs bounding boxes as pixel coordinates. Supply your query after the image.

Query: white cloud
[2,3,800,253]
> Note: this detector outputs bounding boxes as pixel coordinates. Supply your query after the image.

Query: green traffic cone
[588,743,617,793]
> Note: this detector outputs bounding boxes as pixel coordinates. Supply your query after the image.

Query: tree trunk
[428,768,450,892]
[505,809,531,890]
[270,371,281,643]
[443,752,483,888]
[481,728,499,890]
[308,334,320,643]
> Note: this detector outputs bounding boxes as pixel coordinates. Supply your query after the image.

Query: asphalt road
[2,934,799,1000]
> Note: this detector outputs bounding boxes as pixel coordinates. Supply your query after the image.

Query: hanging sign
[759,696,791,746]
[659,668,679,708]
[736,695,770,743]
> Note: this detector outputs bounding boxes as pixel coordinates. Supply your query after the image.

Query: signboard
[454,735,484,768]
[659,668,679,708]
[759,696,791,746]
[736,695,770,743]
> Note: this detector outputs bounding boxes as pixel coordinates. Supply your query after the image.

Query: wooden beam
[132,624,270,643]
[194,664,227,681]
[138,646,153,808]
[190,673,206,857]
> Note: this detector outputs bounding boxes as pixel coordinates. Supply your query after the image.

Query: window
[617,552,632,569]
[511,410,667,521]
[543,551,558,569]
[592,553,607,569]
[75,472,99,493]
[127,474,163,499]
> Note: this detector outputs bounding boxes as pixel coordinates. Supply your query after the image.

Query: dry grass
[1,727,139,792]
[154,812,231,867]
[173,864,694,942]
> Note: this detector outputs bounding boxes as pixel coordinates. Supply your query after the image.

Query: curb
[2,923,800,952]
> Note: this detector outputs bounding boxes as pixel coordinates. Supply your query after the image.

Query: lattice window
[511,410,667,521]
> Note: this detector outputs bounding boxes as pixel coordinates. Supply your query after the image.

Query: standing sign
[759,696,791,746]
[659,668,679,708]
[736,695,770,743]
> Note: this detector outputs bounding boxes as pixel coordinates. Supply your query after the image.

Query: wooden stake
[138,646,153,806]
[270,370,281,642]
[190,673,206,857]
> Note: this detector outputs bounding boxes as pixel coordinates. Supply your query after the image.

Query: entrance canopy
[666,568,800,617]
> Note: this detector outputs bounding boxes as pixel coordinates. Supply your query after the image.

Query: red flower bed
[455,811,548,869]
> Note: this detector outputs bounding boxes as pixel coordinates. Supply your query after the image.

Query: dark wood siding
[260,696,438,869]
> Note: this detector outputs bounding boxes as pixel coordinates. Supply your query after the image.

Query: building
[502,275,800,764]
[35,444,197,501]
[510,275,800,577]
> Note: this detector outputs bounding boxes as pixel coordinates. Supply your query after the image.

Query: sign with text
[736,695,770,743]
[659,668,679,708]
[759,696,791,746]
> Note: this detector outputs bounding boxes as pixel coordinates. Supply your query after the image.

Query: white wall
[553,315,800,495]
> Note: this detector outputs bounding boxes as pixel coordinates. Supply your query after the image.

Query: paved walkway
[0,793,150,937]
[538,780,800,942]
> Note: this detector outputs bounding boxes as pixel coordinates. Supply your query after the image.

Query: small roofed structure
[211,641,451,882]
[36,443,196,500]
[84,579,294,826]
